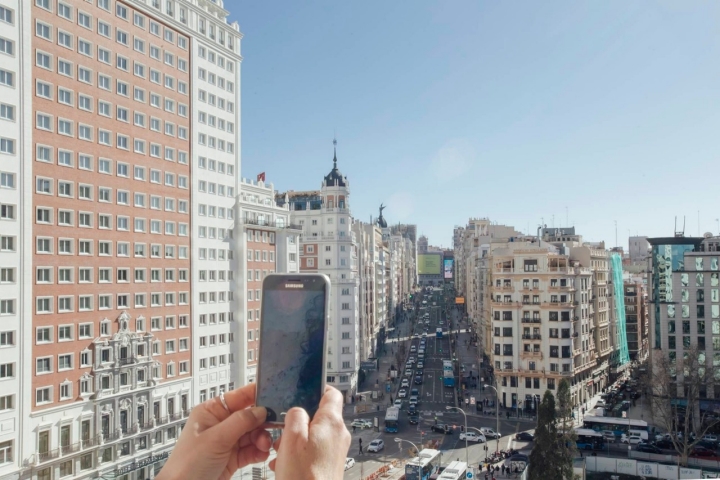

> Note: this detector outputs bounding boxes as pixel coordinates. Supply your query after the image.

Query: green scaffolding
[610,253,630,366]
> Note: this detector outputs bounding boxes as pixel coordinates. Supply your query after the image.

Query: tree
[556,379,577,480]
[529,391,559,480]
[644,344,720,466]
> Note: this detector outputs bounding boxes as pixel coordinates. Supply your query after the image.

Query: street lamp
[484,384,500,454]
[446,406,468,467]
[533,394,540,427]
[394,438,420,457]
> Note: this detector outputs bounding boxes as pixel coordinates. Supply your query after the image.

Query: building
[0,1,243,478]
[237,178,300,385]
[276,149,360,399]
[352,221,385,360]
[647,235,720,411]
[623,279,649,362]
[390,223,417,287]
[629,236,651,265]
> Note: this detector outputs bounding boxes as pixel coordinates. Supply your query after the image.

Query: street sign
[466,472,473,479]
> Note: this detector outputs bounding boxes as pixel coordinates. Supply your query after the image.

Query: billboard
[418,254,442,275]
[444,259,454,279]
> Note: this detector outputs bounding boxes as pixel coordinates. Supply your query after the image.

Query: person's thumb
[209,406,267,449]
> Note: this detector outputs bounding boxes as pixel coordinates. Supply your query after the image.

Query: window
[36,387,51,405]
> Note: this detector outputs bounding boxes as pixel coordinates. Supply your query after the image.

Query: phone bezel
[254,273,330,426]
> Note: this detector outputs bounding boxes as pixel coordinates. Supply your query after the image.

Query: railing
[118,356,136,366]
[521,318,541,324]
[520,350,543,358]
[82,434,102,449]
[103,429,122,442]
[170,412,182,421]
[36,448,60,463]
[522,334,541,340]
[140,421,155,431]
[156,416,169,426]
[60,442,81,455]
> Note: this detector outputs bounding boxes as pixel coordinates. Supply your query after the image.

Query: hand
[271,386,350,479]
[157,383,272,480]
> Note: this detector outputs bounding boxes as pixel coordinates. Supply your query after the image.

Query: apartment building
[353,222,384,360]
[238,177,300,384]
[0,0,242,478]
[623,279,649,362]
[489,240,596,411]
[276,150,360,399]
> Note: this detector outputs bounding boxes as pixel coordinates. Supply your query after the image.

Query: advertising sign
[443,259,454,279]
[418,254,442,275]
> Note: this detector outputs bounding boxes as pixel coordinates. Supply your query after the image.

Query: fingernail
[249,406,267,422]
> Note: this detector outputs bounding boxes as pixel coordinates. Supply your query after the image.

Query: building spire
[333,137,337,169]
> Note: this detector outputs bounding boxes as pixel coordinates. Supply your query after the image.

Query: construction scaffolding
[610,253,630,366]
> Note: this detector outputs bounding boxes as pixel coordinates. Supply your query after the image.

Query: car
[431,424,453,434]
[408,357,416,364]
[414,375,423,385]
[703,434,719,443]
[408,414,419,425]
[408,404,418,415]
[480,427,501,439]
[698,440,718,450]
[417,361,425,369]
[345,458,355,470]
[401,379,410,388]
[691,446,715,457]
[459,432,485,443]
[621,435,642,445]
[636,443,662,454]
[394,399,404,409]
[655,439,674,449]
[515,432,534,441]
[409,395,419,405]
[413,333,419,338]
[411,388,420,396]
[422,332,427,337]
[603,431,617,442]
[350,419,372,429]
[398,388,408,398]
[418,348,425,355]
[404,369,413,377]
[410,346,417,353]
[367,439,385,453]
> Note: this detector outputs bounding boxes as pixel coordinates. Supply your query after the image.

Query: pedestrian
[502,465,505,475]
[352,425,356,433]
[359,438,363,455]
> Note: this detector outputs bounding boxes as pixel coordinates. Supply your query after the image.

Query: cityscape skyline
[229,0,720,249]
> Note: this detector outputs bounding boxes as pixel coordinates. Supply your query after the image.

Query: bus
[405,448,441,480]
[442,360,453,371]
[438,460,468,480]
[436,328,443,338]
[574,428,604,450]
[443,369,455,388]
[384,406,400,433]
[582,415,649,438]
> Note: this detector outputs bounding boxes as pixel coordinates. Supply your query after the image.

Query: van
[602,430,616,442]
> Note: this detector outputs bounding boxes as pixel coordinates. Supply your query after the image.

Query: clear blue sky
[227,1,720,249]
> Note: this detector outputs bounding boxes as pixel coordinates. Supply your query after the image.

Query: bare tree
[645,344,720,466]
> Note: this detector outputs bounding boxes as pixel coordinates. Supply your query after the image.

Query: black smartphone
[255,273,330,425]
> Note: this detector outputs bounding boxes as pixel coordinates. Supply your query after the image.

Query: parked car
[697,440,718,450]
[654,439,674,450]
[398,389,407,398]
[636,443,662,454]
[350,419,372,429]
[691,446,715,457]
[459,432,485,443]
[703,434,719,443]
[345,458,355,470]
[515,432,534,441]
[367,439,385,453]
[431,424,453,434]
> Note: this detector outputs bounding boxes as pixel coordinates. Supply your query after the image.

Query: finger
[235,444,270,470]
[282,407,310,443]
[223,383,257,412]
[209,407,267,450]
[250,428,273,452]
[202,394,234,423]
[268,458,277,472]
[312,387,345,427]
[272,436,281,452]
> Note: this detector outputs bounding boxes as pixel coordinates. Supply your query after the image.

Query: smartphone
[255,274,330,424]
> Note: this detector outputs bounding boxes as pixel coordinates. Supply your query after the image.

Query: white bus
[438,460,468,480]
[582,415,648,439]
[405,448,441,480]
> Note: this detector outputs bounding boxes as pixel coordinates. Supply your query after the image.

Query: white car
[367,439,385,452]
[394,399,403,409]
[459,432,485,443]
[398,388,408,398]
[422,332,427,337]
[620,435,642,445]
[409,395,419,406]
[401,378,410,388]
[350,419,372,429]
[480,428,501,439]
[404,369,413,377]
[704,434,718,443]
[345,458,355,470]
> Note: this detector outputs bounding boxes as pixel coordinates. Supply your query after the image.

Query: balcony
[520,350,543,359]
[103,429,122,443]
[118,356,137,366]
[522,334,542,340]
[36,448,60,463]
[521,318,541,324]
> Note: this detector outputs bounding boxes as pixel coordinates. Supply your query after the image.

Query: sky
[226,1,720,249]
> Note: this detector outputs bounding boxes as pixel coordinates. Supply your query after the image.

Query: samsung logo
[285,284,304,289]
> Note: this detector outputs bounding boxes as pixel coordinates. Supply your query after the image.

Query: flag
[257,172,266,182]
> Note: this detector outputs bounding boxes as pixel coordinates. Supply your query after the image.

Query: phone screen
[256,275,327,422]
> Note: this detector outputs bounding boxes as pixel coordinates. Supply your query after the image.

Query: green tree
[556,379,577,480]
[529,391,559,480]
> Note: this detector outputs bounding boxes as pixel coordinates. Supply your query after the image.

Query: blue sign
[466,472,473,479]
